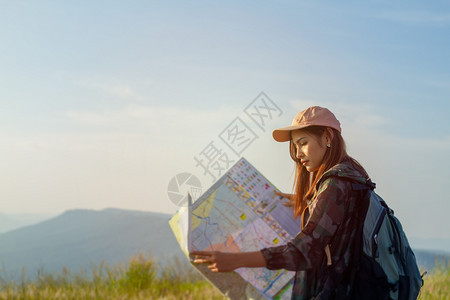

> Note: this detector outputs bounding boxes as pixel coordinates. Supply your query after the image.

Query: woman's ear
[325,128,334,144]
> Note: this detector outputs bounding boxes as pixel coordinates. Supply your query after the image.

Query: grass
[0,254,447,299]
[420,264,450,300]
[0,253,225,300]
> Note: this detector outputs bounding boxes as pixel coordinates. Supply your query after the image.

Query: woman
[192,106,371,299]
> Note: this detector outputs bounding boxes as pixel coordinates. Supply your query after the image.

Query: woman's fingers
[191,251,214,262]
[274,191,294,207]
[273,190,284,197]
[191,251,213,257]
[274,190,292,200]
[274,190,288,196]
[282,201,294,207]
[193,257,209,263]
[192,251,222,271]
[192,251,237,272]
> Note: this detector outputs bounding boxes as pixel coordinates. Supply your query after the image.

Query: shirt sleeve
[261,177,348,271]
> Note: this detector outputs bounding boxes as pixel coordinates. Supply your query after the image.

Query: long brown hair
[289,126,368,219]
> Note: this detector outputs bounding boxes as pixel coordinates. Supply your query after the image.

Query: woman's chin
[305,165,318,173]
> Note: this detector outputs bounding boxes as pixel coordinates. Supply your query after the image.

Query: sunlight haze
[1,1,449,249]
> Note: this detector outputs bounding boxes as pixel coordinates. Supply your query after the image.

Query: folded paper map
[169,157,301,299]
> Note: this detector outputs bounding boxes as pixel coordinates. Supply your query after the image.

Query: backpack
[342,180,425,300]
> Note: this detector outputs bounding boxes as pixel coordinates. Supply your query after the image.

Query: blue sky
[1,1,449,248]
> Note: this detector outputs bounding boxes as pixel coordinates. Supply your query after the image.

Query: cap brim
[272,125,310,142]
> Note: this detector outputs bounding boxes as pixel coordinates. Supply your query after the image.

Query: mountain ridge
[0,212,55,234]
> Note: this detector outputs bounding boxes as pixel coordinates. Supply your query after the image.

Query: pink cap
[272,106,341,142]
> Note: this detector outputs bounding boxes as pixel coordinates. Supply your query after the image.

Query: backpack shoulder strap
[319,176,374,298]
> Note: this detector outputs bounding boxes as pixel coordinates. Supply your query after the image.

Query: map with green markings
[169,157,301,300]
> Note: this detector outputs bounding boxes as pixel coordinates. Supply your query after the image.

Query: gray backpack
[346,180,424,300]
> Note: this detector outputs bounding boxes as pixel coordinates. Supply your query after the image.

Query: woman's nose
[296,148,303,159]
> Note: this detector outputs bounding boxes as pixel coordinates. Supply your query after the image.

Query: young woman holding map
[192,106,373,299]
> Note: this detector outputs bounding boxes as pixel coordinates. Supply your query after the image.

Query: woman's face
[291,129,328,172]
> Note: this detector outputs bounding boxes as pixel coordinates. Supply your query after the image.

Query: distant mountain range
[0,208,447,282]
[0,208,183,281]
[0,212,54,234]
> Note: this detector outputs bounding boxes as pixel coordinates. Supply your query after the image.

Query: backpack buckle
[388,245,395,254]
[366,179,376,190]
[389,281,399,292]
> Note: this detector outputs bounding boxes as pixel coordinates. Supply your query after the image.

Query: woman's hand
[191,251,240,272]
[274,190,295,207]
[191,250,266,272]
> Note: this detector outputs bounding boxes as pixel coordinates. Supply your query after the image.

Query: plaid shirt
[261,159,369,299]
